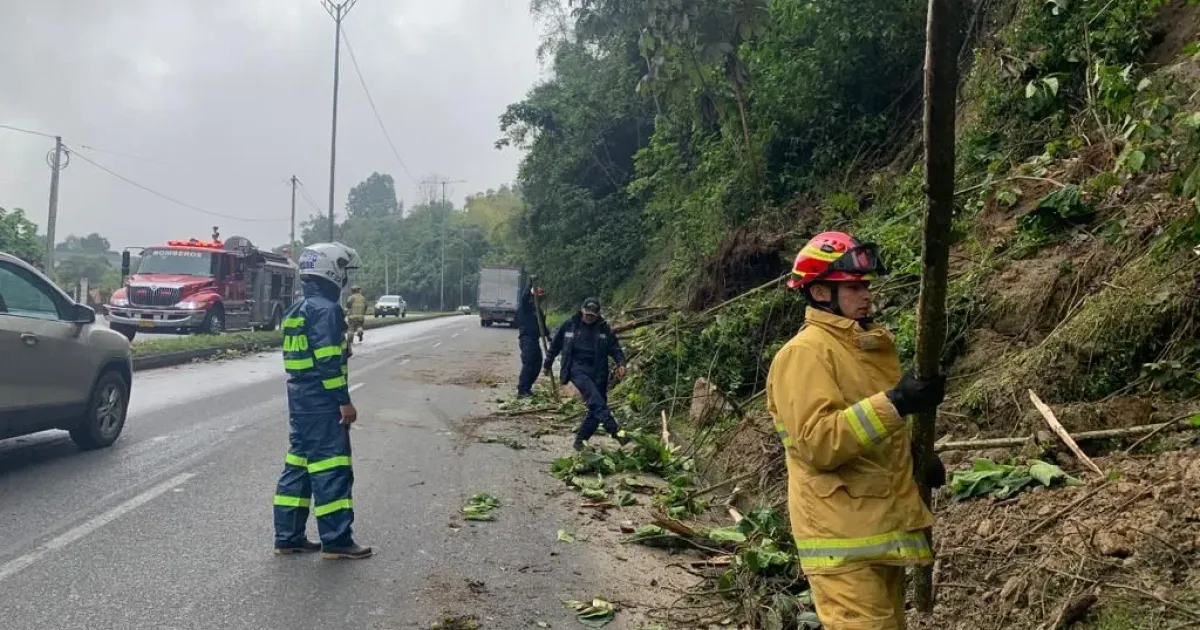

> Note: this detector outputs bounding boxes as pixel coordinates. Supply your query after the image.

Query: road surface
[98,313,421,344]
[0,317,682,629]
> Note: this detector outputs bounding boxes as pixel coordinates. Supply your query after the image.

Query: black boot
[274,539,321,555]
[572,439,585,452]
[322,543,373,560]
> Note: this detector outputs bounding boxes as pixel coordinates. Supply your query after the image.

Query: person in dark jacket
[544,297,629,451]
[273,242,372,560]
[515,277,548,398]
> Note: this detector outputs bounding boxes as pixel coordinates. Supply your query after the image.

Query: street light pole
[438,178,466,311]
[322,0,357,242]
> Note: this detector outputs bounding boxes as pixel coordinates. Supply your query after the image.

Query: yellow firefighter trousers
[809,565,907,630]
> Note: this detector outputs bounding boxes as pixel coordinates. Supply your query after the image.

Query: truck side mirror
[121,251,130,278]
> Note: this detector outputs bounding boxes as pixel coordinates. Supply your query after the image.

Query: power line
[0,122,58,140]
[340,27,420,188]
[69,147,290,224]
[295,179,324,215]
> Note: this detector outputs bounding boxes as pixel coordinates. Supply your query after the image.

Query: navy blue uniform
[545,313,626,443]
[273,279,357,549]
[515,280,547,397]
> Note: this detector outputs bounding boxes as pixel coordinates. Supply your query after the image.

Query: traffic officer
[273,242,372,560]
[515,276,548,398]
[766,232,945,629]
[345,285,368,344]
[544,297,629,451]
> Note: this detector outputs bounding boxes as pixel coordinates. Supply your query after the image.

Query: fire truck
[106,234,299,341]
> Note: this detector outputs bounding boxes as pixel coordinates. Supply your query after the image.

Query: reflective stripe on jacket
[766,307,933,575]
[283,280,352,413]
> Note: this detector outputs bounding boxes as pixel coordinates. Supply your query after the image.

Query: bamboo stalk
[1029,390,1105,477]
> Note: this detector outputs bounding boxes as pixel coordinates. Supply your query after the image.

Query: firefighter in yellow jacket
[767,231,946,630]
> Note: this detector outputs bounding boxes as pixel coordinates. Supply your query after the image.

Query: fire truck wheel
[199,306,225,336]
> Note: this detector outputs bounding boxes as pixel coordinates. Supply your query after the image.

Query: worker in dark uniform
[273,242,372,560]
[544,297,629,451]
[516,276,548,398]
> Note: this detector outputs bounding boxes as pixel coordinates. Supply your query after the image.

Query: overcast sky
[0,0,542,251]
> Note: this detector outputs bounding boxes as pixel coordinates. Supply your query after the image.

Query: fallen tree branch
[613,312,669,334]
[498,405,558,417]
[1029,390,1104,477]
[935,421,1190,452]
[700,275,787,317]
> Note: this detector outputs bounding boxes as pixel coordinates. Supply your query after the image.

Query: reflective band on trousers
[322,376,348,390]
[795,530,931,570]
[274,494,311,508]
[848,398,889,447]
[313,345,341,359]
[314,498,353,517]
[307,455,351,474]
[284,358,314,371]
[285,453,308,467]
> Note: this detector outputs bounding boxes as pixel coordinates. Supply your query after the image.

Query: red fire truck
[106,235,299,341]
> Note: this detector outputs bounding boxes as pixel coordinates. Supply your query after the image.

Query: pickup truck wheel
[70,371,129,450]
[199,306,225,335]
[111,323,137,342]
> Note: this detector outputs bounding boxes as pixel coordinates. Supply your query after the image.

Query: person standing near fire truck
[345,285,368,344]
[273,242,372,560]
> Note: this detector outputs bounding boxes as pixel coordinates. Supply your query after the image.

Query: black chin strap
[805,285,874,327]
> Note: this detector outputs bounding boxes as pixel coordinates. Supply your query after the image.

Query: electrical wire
[340,27,420,187]
[295,179,325,215]
[0,122,58,139]
[69,147,290,224]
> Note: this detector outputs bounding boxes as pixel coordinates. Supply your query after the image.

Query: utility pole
[384,252,390,294]
[438,178,466,311]
[322,0,357,241]
[43,136,67,274]
[289,175,298,259]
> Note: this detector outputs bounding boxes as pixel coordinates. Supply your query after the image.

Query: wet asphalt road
[0,316,614,629]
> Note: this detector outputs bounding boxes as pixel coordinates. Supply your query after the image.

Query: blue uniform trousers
[273,410,355,548]
[570,370,620,442]
[518,335,543,396]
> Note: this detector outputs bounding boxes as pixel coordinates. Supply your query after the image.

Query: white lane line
[433,342,443,349]
[0,472,197,583]
[349,383,365,393]
[400,358,411,366]
[451,333,460,339]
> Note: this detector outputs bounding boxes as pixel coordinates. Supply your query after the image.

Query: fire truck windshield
[137,248,215,277]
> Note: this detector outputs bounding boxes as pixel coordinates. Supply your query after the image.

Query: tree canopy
[0,207,45,267]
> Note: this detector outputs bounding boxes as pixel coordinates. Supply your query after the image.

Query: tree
[55,232,115,289]
[346,172,400,219]
[0,207,45,267]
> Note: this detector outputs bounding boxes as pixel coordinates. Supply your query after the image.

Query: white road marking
[349,383,365,393]
[451,333,460,339]
[0,472,197,583]
[433,342,443,349]
[400,359,411,366]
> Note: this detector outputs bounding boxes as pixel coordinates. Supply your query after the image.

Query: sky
[0,0,543,251]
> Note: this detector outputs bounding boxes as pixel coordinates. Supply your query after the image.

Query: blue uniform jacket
[282,279,352,414]
[545,313,626,389]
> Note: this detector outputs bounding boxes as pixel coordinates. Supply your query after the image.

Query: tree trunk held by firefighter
[913,0,964,613]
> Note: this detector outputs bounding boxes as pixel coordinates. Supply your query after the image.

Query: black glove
[911,445,947,489]
[886,369,946,417]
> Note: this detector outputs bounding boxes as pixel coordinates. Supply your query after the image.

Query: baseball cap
[581,297,601,315]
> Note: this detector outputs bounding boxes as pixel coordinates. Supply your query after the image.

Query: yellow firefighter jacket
[766,307,934,575]
[345,294,368,319]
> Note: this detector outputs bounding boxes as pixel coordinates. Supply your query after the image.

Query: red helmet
[788,231,887,289]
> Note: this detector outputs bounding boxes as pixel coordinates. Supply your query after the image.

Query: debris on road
[429,614,479,630]
[557,529,576,542]
[950,458,1082,502]
[563,598,615,628]
[461,493,500,521]
[479,435,526,450]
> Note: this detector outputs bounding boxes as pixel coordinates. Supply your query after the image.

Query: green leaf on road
[564,599,615,628]
[462,493,500,521]
[707,526,747,543]
[557,529,576,543]
[1187,413,1200,428]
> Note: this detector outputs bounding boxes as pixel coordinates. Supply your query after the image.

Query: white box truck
[476,265,523,327]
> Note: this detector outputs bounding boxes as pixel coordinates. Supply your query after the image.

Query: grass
[130,312,456,358]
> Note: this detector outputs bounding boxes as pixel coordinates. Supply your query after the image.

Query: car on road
[374,295,407,318]
[0,252,133,449]
[458,305,471,315]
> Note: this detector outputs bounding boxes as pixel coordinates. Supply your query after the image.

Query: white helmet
[298,242,361,289]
